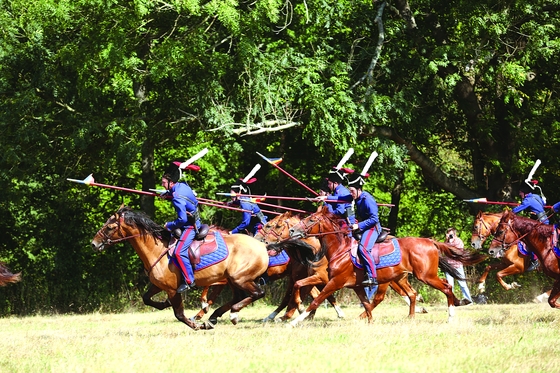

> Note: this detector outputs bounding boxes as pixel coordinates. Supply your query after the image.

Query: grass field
[1,300,560,373]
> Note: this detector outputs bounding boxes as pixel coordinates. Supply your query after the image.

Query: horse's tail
[438,257,465,281]
[0,263,21,286]
[266,239,322,268]
[433,241,487,266]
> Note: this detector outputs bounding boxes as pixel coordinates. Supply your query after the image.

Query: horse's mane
[118,206,169,241]
[505,210,552,240]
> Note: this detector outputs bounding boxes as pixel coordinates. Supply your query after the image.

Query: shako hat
[231,164,262,195]
[162,148,208,182]
[348,151,378,188]
[327,148,354,184]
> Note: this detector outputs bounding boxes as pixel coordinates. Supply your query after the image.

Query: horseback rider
[347,166,381,287]
[315,166,356,227]
[160,161,201,293]
[512,180,548,271]
[228,164,268,236]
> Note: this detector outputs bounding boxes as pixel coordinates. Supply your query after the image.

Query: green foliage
[2,0,560,314]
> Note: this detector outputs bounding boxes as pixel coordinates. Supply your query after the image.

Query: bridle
[95,212,141,246]
[95,211,168,276]
[257,217,297,243]
[289,213,349,239]
[472,215,498,244]
[490,218,525,257]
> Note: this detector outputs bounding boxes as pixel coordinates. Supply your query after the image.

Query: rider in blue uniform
[347,172,381,287]
[228,172,268,236]
[316,167,355,228]
[161,161,201,293]
[512,181,548,271]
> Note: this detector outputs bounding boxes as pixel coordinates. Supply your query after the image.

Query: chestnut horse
[0,262,20,286]
[471,211,532,292]
[91,206,269,330]
[260,211,428,315]
[275,209,486,326]
[192,212,346,323]
[489,210,560,308]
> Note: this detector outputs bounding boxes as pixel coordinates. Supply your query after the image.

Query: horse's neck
[320,233,347,258]
[127,230,167,269]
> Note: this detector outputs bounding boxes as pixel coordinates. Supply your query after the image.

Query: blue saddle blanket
[193,232,229,271]
[268,250,290,267]
[350,238,402,269]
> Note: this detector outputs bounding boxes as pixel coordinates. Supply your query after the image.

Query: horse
[91,205,269,330]
[192,212,346,323]
[489,209,560,308]
[271,208,486,326]
[258,211,428,315]
[471,211,534,292]
[0,262,21,286]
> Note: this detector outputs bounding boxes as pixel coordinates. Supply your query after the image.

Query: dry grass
[1,301,560,373]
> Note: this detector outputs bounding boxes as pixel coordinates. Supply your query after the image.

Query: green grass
[1,301,560,373]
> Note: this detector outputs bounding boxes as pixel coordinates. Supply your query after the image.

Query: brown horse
[273,209,486,326]
[471,211,534,292]
[91,206,269,330]
[489,209,560,308]
[259,211,428,315]
[192,212,346,323]
[0,262,20,286]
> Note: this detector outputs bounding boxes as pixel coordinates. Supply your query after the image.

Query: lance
[462,197,554,209]
[256,152,319,196]
[67,175,282,215]
[217,192,394,207]
[194,196,281,216]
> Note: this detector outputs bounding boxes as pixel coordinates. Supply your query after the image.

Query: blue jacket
[325,184,355,224]
[164,182,201,231]
[354,191,380,232]
[229,198,268,235]
[512,193,549,224]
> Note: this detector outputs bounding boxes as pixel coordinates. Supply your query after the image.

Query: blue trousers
[174,227,196,285]
[358,224,381,279]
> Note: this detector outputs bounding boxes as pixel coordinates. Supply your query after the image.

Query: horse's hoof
[209,318,218,325]
[230,312,239,325]
[202,321,215,330]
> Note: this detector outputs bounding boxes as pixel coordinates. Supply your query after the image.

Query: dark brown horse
[489,209,560,308]
[274,209,486,326]
[0,262,20,286]
[471,211,533,292]
[91,206,269,330]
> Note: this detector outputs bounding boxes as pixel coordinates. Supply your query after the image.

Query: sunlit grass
[1,302,560,373]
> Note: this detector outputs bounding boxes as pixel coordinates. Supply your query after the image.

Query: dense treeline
[0,0,558,314]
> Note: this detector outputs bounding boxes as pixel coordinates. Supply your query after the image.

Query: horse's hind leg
[230,282,265,325]
[142,284,172,310]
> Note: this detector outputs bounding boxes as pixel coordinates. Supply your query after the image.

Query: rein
[95,214,142,246]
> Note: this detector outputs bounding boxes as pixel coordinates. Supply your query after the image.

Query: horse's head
[91,205,158,252]
[91,207,126,252]
[255,212,300,244]
[471,211,502,249]
[488,210,516,258]
[288,211,337,239]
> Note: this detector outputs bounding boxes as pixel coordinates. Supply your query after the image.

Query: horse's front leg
[496,263,524,290]
[142,283,172,310]
[358,282,390,319]
[192,284,226,321]
[547,280,560,309]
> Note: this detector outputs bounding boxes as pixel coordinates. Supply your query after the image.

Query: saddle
[188,233,219,265]
[350,238,396,265]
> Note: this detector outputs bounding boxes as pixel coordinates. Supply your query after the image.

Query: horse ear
[119,203,125,210]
